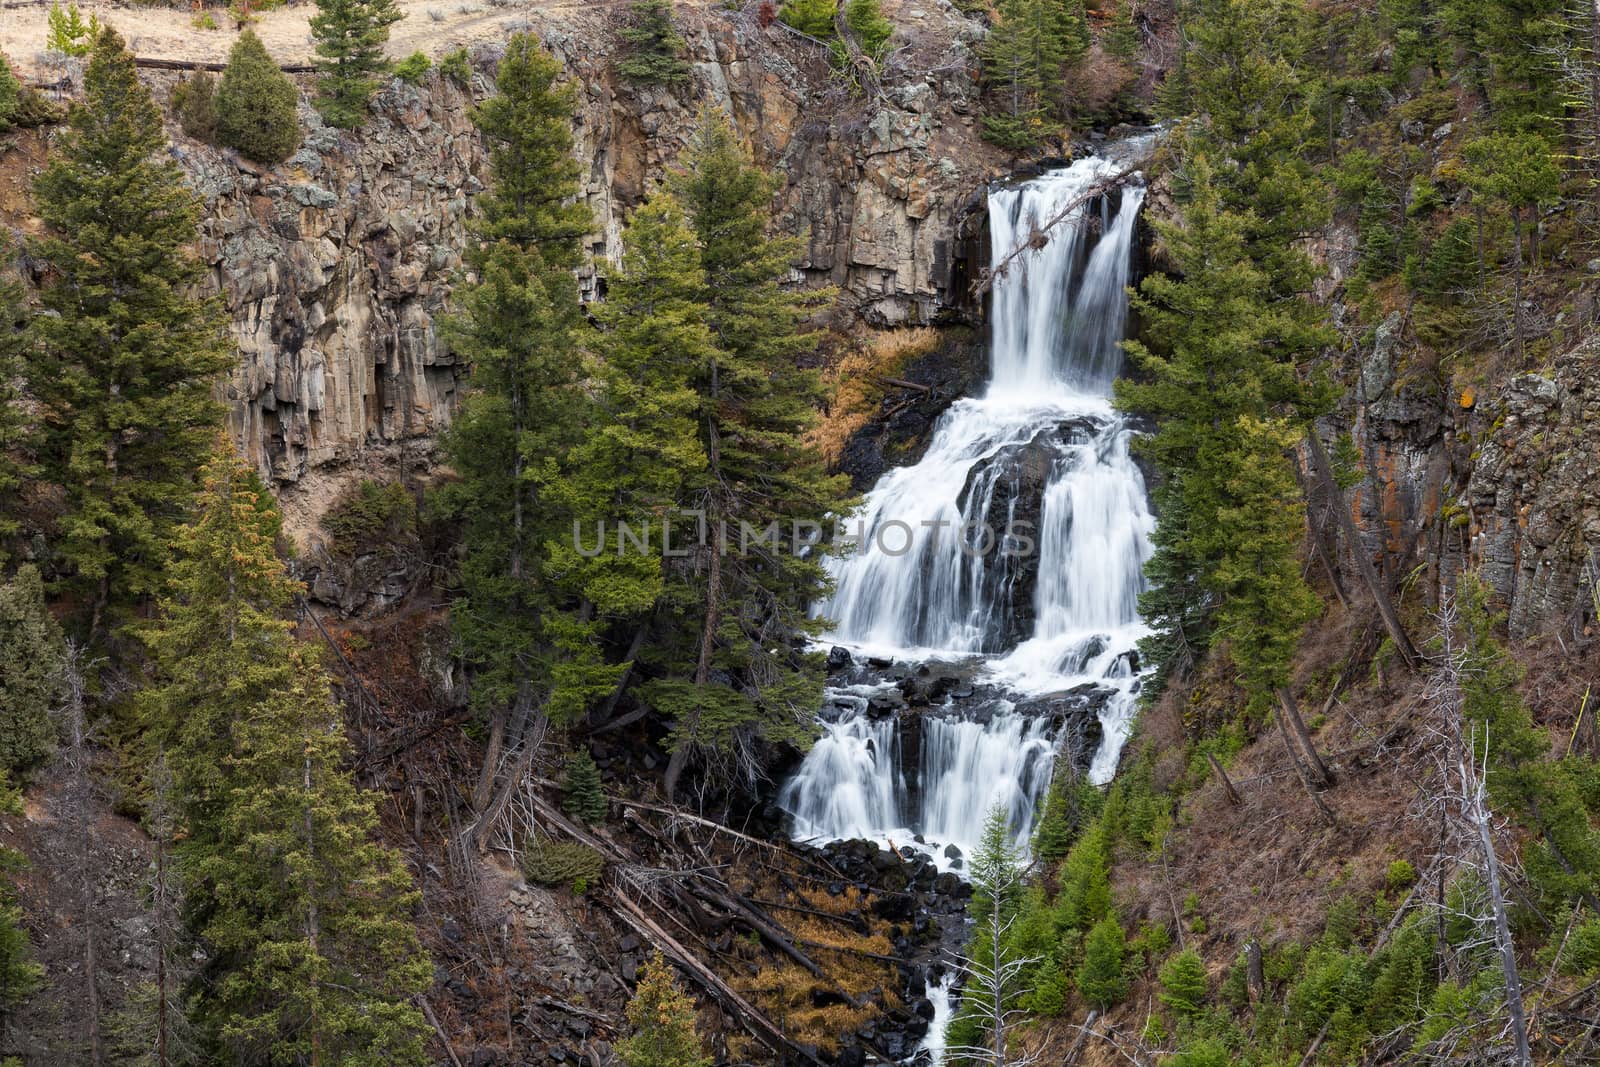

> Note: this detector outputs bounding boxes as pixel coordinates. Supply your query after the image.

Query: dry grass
[807,326,943,466]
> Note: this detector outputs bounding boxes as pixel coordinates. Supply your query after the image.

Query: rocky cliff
[164,0,1005,541]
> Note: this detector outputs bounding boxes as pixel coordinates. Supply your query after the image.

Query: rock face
[168,2,1005,540]
[1343,311,1600,639]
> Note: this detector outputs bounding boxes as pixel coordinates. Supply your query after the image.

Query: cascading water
[780,148,1156,877]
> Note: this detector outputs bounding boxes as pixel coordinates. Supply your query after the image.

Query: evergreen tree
[979,0,1070,150]
[468,34,593,262]
[441,34,612,833]
[548,192,710,629]
[619,954,709,1067]
[562,748,607,825]
[1158,948,1209,1018]
[653,111,852,799]
[310,0,403,128]
[171,71,218,142]
[215,29,302,164]
[617,0,692,86]
[947,806,1030,1060]
[28,27,231,632]
[0,770,43,1024]
[1104,0,1139,61]
[0,252,33,562]
[1117,157,1326,698]
[1076,916,1129,1009]
[142,445,430,1064]
[0,566,67,778]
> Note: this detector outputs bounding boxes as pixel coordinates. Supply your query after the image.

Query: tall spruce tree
[441,34,611,834]
[1117,157,1327,703]
[142,445,430,1064]
[979,0,1087,150]
[310,0,404,128]
[652,112,852,799]
[549,191,711,627]
[29,27,231,632]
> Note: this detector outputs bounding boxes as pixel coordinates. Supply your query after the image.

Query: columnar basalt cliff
[161,1,1005,539]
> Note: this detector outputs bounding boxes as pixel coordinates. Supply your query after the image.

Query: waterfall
[783,148,1156,869]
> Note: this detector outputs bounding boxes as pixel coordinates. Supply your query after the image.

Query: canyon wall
[168,1,1003,540]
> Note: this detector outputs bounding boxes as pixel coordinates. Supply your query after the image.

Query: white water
[915,972,956,1066]
[783,150,1156,870]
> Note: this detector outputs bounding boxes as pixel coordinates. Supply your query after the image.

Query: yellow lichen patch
[1460,385,1476,409]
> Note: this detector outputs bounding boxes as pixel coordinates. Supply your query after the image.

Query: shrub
[523,835,605,894]
[777,0,834,37]
[1076,917,1129,1009]
[216,29,302,163]
[395,50,431,83]
[1158,949,1209,1018]
[562,749,607,825]
[438,48,472,86]
[1385,859,1418,891]
[619,954,709,1067]
[171,72,219,142]
[1560,917,1600,977]
[0,56,17,132]
[192,10,219,29]
[321,480,416,557]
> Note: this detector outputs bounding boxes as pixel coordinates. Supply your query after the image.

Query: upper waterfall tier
[814,154,1152,676]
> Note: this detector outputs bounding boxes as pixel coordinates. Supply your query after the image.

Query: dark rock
[827,645,854,671]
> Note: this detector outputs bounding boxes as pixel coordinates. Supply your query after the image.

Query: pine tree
[562,749,607,825]
[1158,948,1209,1018]
[617,0,692,86]
[215,29,301,163]
[28,27,231,632]
[618,954,709,1067]
[0,252,33,562]
[979,0,1065,150]
[947,805,1031,1062]
[1104,0,1139,61]
[310,0,403,128]
[0,566,67,778]
[0,770,44,1022]
[142,445,430,1064]
[468,34,593,262]
[441,34,612,838]
[1076,917,1129,1009]
[548,191,710,643]
[654,111,852,799]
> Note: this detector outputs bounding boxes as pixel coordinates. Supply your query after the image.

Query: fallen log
[135,56,316,73]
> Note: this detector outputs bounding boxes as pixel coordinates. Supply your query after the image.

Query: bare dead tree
[1412,595,1533,1067]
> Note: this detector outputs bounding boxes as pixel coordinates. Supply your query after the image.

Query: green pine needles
[216,29,302,163]
[617,0,692,86]
[29,27,232,632]
[310,0,404,128]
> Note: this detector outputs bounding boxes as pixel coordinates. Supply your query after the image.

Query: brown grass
[807,326,943,466]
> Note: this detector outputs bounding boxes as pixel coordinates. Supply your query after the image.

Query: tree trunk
[1511,207,1526,360]
[1278,686,1333,785]
[1305,431,1419,670]
[1207,751,1242,805]
[1473,783,1532,1067]
[1276,706,1336,826]
[1246,940,1265,1005]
